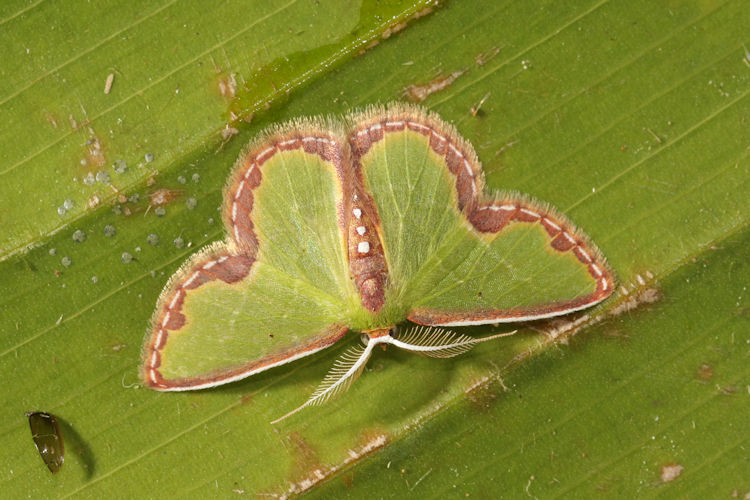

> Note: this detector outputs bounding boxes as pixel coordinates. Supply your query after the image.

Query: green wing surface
[143,131,360,390]
[354,107,613,326]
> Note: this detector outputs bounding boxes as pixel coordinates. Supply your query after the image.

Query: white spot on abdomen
[357,241,370,254]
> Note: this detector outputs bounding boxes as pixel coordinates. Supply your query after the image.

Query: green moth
[142,103,613,421]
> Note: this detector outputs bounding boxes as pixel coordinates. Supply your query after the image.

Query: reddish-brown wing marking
[143,132,351,390]
[224,134,346,253]
[347,110,614,326]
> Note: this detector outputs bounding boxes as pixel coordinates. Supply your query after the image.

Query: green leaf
[2,0,748,497]
[0,0,434,260]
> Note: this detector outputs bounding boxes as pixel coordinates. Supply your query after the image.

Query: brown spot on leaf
[44,111,59,129]
[87,194,101,209]
[660,463,683,483]
[533,314,592,343]
[84,129,106,167]
[719,385,737,395]
[220,124,239,141]
[217,73,237,98]
[465,377,507,412]
[351,429,389,462]
[405,70,465,102]
[341,471,355,489]
[697,363,713,381]
[266,430,389,498]
[381,21,407,39]
[609,285,661,316]
[149,188,183,206]
[475,46,500,66]
[287,431,323,480]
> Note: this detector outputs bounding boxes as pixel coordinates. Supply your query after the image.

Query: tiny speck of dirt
[697,363,713,381]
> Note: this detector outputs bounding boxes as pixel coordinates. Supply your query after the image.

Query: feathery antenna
[270,326,516,424]
[270,338,380,424]
[388,325,516,357]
